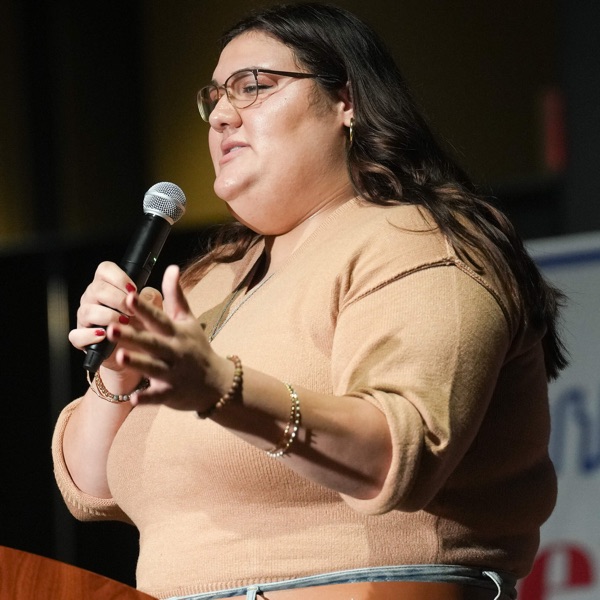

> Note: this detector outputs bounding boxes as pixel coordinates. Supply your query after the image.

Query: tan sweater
[53,198,556,599]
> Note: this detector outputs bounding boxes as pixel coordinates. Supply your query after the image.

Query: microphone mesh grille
[143,182,187,223]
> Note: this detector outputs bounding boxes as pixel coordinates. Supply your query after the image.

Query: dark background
[0,0,599,588]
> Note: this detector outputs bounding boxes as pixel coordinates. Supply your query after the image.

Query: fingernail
[95,329,105,336]
[126,283,136,293]
[111,327,121,338]
[119,314,130,325]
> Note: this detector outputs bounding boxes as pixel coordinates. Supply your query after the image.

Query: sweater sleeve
[51,399,133,524]
[332,264,511,515]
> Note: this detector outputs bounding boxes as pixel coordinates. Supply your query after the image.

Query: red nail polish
[126,283,136,293]
[119,314,130,325]
[95,329,105,336]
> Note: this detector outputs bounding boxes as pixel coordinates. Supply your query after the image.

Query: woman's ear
[337,81,354,127]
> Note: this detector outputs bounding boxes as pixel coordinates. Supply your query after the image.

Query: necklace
[208,272,275,342]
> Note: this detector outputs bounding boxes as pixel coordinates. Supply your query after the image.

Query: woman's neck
[261,194,354,279]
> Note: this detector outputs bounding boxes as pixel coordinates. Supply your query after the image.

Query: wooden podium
[0,546,158,599]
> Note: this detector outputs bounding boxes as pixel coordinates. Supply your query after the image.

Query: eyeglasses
[197,68,337,122]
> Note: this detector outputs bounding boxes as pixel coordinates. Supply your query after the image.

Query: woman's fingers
[108,324,176,366]
[71,300,130,351]
[162,265,193,321]
[93,261,138,293]
[123,291,175,336]
[139,286,164,309]
[114,346,172,377]
[121,266,192,335]
[77,261,138,328]
[95,265,214,412]
[68,326,107,350]
[76,302,129,330]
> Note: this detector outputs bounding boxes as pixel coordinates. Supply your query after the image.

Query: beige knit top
[53,198,556,599]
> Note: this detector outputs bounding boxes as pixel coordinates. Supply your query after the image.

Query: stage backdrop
[519,231,600,600]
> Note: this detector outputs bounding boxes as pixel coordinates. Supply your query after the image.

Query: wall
[0,0,564,245]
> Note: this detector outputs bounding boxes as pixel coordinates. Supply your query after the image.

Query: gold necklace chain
[208,273,275,342]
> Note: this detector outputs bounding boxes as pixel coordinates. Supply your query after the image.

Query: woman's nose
[209,93,242,131]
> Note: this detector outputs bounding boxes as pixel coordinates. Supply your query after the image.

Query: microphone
[83,182,187,374]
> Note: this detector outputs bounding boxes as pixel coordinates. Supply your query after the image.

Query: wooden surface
[0,546,158,599]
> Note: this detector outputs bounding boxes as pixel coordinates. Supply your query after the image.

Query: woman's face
[207,31,353,235]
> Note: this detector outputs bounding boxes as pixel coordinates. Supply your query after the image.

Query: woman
[53,3,566,600]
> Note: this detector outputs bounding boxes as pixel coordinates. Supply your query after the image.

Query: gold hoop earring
[348,118,355,147]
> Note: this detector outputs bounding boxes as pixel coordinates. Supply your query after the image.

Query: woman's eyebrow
[211,66,269,85]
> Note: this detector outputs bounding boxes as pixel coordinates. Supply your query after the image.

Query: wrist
[197,355,243,419]
[88,368,149,403]
[97,366,144,393]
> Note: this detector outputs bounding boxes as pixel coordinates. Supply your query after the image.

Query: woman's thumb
[139,286,164,309]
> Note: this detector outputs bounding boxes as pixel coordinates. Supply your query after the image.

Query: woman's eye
[229,72,278,99]
[240,84,259,95]
[252,83,275,94]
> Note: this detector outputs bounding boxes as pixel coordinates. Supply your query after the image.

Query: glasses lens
[198,70,299,121]
[227,70,259,109]
[197,86,219,122]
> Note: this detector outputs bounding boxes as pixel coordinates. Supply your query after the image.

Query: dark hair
[182,2,567,378]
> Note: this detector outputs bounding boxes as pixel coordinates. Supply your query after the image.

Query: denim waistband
[167,564,517,600]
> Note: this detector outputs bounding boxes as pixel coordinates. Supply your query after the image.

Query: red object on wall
[520,542,594,599]
[541,87,568,174]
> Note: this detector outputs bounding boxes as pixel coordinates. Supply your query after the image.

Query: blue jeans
[167,564,517,600]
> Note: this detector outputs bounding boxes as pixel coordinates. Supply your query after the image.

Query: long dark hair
[182,2,567,378]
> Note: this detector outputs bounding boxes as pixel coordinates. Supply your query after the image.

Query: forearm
[211,365,393,500]
[62,368,138,498]
[105,267,393,499]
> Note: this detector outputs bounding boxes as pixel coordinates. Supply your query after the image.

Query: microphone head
[143,182,187,224]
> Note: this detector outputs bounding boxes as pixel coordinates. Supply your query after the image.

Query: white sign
[519,232,600,600]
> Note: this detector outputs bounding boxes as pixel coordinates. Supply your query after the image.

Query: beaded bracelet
[196,355,243,419]
[266,383,301,458]
[87,371,150,403]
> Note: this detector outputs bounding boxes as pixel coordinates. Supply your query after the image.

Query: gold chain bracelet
[87,371,150,403]
[266,383,301,458]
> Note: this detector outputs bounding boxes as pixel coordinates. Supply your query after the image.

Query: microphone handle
[83,214,172,374]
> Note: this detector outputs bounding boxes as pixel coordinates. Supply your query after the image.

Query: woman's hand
[68,261,163,373]
[63,262,164,498]
[106,264,231,413]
